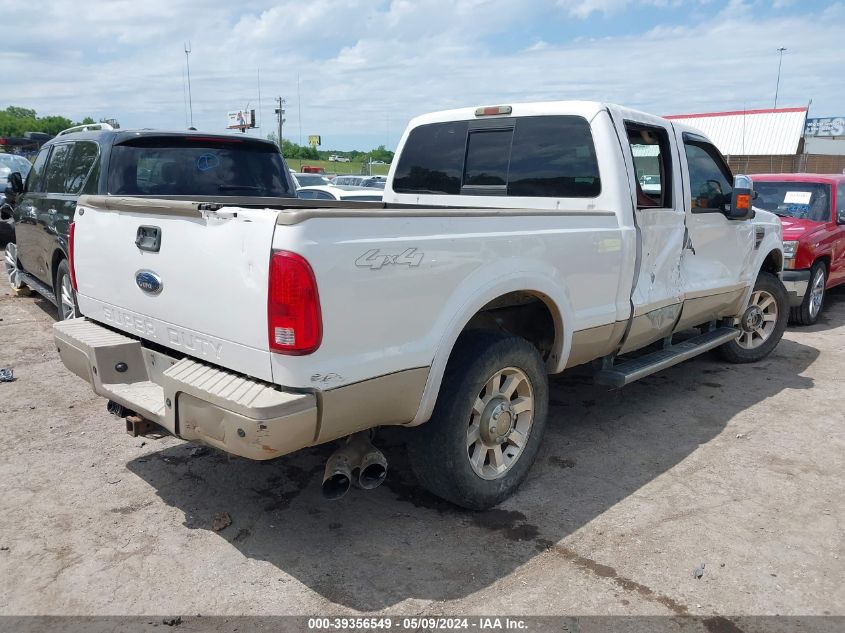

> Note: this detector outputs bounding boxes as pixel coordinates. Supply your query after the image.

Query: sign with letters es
[804,117,845,137]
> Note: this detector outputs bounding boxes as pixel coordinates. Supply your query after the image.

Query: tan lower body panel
[316,367,430,444]
[673,288,747,332]
[620,303,682,354]
[566,321,627,368]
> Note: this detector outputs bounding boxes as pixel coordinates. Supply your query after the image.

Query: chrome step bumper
[54,318,318,460]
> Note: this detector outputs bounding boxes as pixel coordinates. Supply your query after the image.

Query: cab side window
[837,183,845,219]
[65,141,99,194]
[626,124,672,208]
[25,147,51,193]
[684,139,732,212]
[43,143,74,194]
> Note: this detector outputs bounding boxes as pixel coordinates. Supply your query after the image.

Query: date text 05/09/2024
[307,617,528,631]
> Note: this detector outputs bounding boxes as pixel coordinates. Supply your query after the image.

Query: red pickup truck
[751,173,845,325]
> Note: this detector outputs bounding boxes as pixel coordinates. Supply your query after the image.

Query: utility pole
[184,42,194,128]
[275,97,286,153]
[774,47,787,109]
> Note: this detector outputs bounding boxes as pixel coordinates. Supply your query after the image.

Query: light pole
[774,47,787,109]
[275,97,286,152]
[184,41,194,128]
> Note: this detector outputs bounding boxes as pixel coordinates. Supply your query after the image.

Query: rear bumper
[54,318,318,460]
[782,269,811,308]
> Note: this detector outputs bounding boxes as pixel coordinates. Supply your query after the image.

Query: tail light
[68,221,78,291]
[267,250,322,355]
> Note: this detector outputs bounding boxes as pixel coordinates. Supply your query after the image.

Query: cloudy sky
[2,0,842,150]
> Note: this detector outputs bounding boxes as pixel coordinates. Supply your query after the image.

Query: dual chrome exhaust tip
[322,433,388,500]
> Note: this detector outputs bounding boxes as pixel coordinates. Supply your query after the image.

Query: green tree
[368,145,394,163]
[4,106,36,120]
[0,106,99,138]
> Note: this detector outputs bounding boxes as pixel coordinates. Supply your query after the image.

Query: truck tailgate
[73,199,280,382]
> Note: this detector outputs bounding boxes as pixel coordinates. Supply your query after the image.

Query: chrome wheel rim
[467,366,534,481]
[808,268,825,320]
[59,273,77,319]
[736,289,778,349]
[4,243,22,289]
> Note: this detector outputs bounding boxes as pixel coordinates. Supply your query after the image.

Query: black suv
[3,125,295,319]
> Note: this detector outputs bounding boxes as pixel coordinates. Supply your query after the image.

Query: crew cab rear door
[609,107,686,353]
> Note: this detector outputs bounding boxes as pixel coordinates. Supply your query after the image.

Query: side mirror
[726,174,754,220]
[8,171,24,194]
[837,209,845,225]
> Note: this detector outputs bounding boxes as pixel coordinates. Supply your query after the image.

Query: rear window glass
[393,116,600,198]
[107,137,292,197]
[464,129,511,186]
[392,121,468,195]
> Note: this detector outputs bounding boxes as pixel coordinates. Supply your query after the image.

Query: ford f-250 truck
[52,101,787,510]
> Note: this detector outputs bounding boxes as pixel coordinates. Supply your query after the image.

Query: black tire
[789,261,826,326]
[54,259,79,321]
[406,330,549,510]
[719,271,788,364]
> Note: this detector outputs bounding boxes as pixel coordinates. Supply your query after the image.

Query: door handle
[48,208,57,215]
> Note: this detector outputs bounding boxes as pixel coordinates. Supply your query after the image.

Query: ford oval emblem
[135,270,163,296]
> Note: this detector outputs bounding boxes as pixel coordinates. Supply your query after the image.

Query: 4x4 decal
[355,248,424,270]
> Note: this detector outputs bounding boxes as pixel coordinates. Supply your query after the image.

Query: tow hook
[125,415,157,437]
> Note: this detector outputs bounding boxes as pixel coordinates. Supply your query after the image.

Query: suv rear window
[393,115,601,198]
[107,137,292,197]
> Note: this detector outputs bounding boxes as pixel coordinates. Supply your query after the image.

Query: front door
[831,182,845,286]
[674,130,753,328]
[610,108,686,353]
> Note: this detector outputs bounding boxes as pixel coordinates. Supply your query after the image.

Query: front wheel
[790,261,826,326]
[54,259,79,321]
[407,331,549,510]
[719,272,788,364]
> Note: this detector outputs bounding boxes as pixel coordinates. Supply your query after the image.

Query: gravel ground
[1,248,843,620]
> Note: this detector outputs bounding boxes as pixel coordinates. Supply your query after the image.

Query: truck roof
[41,128,278,149]
[750,173,845,184]
[406,101,681,128]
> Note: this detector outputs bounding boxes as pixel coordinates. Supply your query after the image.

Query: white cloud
[0,0,841,149]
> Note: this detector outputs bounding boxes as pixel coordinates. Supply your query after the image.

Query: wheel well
[462,292,558,362]
[761,249,783,275]
[815,255,831,273]
[51,249,66,288]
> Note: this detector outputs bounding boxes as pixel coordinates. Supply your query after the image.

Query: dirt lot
[1,248,843,619]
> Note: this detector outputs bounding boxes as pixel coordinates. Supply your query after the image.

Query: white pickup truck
[52,101,787,510]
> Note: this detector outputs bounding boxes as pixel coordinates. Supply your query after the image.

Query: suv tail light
[68,221,78,291]
[267,251,322,355]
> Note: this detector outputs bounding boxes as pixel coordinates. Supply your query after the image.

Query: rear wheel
[719,271,788,364]
[4,242,25,290]
[407,331,549,510]
[789,261,826,326]
[54,259,79,321]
